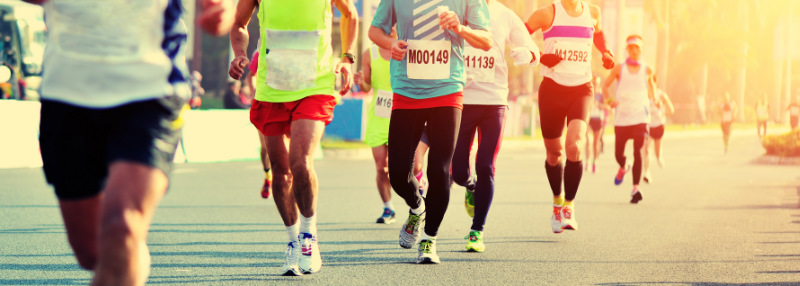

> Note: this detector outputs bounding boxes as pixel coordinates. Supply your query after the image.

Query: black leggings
[614,124,648,185]
[452,105,505,232]
[388,107,461,237]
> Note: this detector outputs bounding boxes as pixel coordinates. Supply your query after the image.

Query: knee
[546,150,562,165]
[565,142,581,159]
[475,162,494,179]
[389,171,410,190]
[375,163,389,177]
[289,157,311,176]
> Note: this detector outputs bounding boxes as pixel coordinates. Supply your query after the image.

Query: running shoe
[280,241,303,276]
[551,205,563,234]
[416,239,440,264]
[464,188,475,218]
[614,165,630,185]
[592,163,596,173]
[399,210,425,249]
[376,208,396,224]
[298,233,321,274]
[260,170,273,199]
[630,191,643,204]
[464,230,485,253]
[561,204,578,231]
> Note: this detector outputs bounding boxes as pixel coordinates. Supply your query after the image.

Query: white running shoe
[551,205,563,234]
[280,241,303,276]
[298,233,322,274]
[416,239,440,264]
[561,204,578,231]
[399,211,425,249]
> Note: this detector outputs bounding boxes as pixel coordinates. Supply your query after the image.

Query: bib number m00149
[406,39,451,80]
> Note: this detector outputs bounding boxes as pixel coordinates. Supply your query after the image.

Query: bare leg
[288,119,325,218]
[258,132,271,171]
[267,134,297,226]
[371,145,391,204]
[91,162,169,286]
[413,141,429,176]
[59,196,102,270]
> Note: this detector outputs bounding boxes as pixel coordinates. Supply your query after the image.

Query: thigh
[250,99,291,136]
[40,100,108,200]
[632,124,649,151]
[389,109,427,174]
[475,106,505,166]
[453,106,481,163]
[425,107,462,168]
[538,79,569,139]
[290,94,337,124]
[288,119,326,163]
[565,84,593,124]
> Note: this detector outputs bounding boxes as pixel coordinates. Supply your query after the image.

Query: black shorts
[39,97,184,200]
[649,125,665,140]
[538,77,593,139]
[589,117,602,131]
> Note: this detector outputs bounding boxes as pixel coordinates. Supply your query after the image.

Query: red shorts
[250,95,336,136]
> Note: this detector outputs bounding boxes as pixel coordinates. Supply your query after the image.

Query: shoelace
[383,209,393,216]
[405,214,420,233]
[553,207,562,219]
[420,240,433,253]
[464,233,481,242]
[563,207,572,220]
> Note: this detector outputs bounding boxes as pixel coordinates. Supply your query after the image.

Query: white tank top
[649,90,666,127]
[541,0,594,87]
[614,63,650,126]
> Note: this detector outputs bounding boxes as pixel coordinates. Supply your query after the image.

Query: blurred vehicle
[0,0,45,100]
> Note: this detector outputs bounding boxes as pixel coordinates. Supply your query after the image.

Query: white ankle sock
[286,221,299,242]
[631,186,640,196]
[420,233,435,241]
[300,214,317,235]
[384,200,394,210]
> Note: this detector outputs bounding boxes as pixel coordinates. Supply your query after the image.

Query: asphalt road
[1,127,799,285]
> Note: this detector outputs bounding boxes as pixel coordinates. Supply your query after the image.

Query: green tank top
[256,0,335,102]
[369,45,392,93]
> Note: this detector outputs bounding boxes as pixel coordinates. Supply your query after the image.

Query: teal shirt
[372,0,490,99]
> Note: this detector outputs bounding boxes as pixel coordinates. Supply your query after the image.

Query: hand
[602,51,615,70]
[228,55,249,80]
[353,71,364,86]
[540,53,563,68]
[199,0,235,36]
[392,40,409,61]
[510,47,534,66]
[336,60,353,96]
[608,99,619,108]
[439,11,462,33]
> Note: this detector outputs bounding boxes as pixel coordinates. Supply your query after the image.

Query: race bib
[406,40,451,80]
[374,89,392,118]
[264,29,320,91]
[464,46,496,83]
[552,40,591,76]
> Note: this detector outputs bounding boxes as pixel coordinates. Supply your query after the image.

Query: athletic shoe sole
[416,257,441,264]
[281,268,303,276]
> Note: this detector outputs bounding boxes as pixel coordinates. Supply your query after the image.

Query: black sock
[544,161,563,197]
[564,160,583,201]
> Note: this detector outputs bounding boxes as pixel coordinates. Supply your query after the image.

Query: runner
[525,0,615,232]
[33,0,231,284]
[354,28,397,224]
[755,95,769,137]
[247,50,272,199]
[602,35,655,204]
[585,76,608,173]
[786,95,799,131]
[642,79,674,184]
[719,93,737,154]
[370,0,492,264]
[229,0,358,276]
[453,0,539,253]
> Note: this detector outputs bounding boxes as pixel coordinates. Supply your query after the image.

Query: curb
[751,155,800,166]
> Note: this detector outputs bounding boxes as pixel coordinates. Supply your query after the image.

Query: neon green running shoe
[464,230,485,253]
[464,188,475,218]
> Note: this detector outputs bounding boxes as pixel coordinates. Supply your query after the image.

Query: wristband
[342,53,355,63]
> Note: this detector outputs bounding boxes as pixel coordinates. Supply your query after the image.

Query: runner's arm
[646,66,657,102]
[525,5,554,35]
[334,0,359,57]
[359,49,372,93]
[602,65,621,104]
[662,91,675,115]
[508,10,540,65]
[228,0,257,80]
